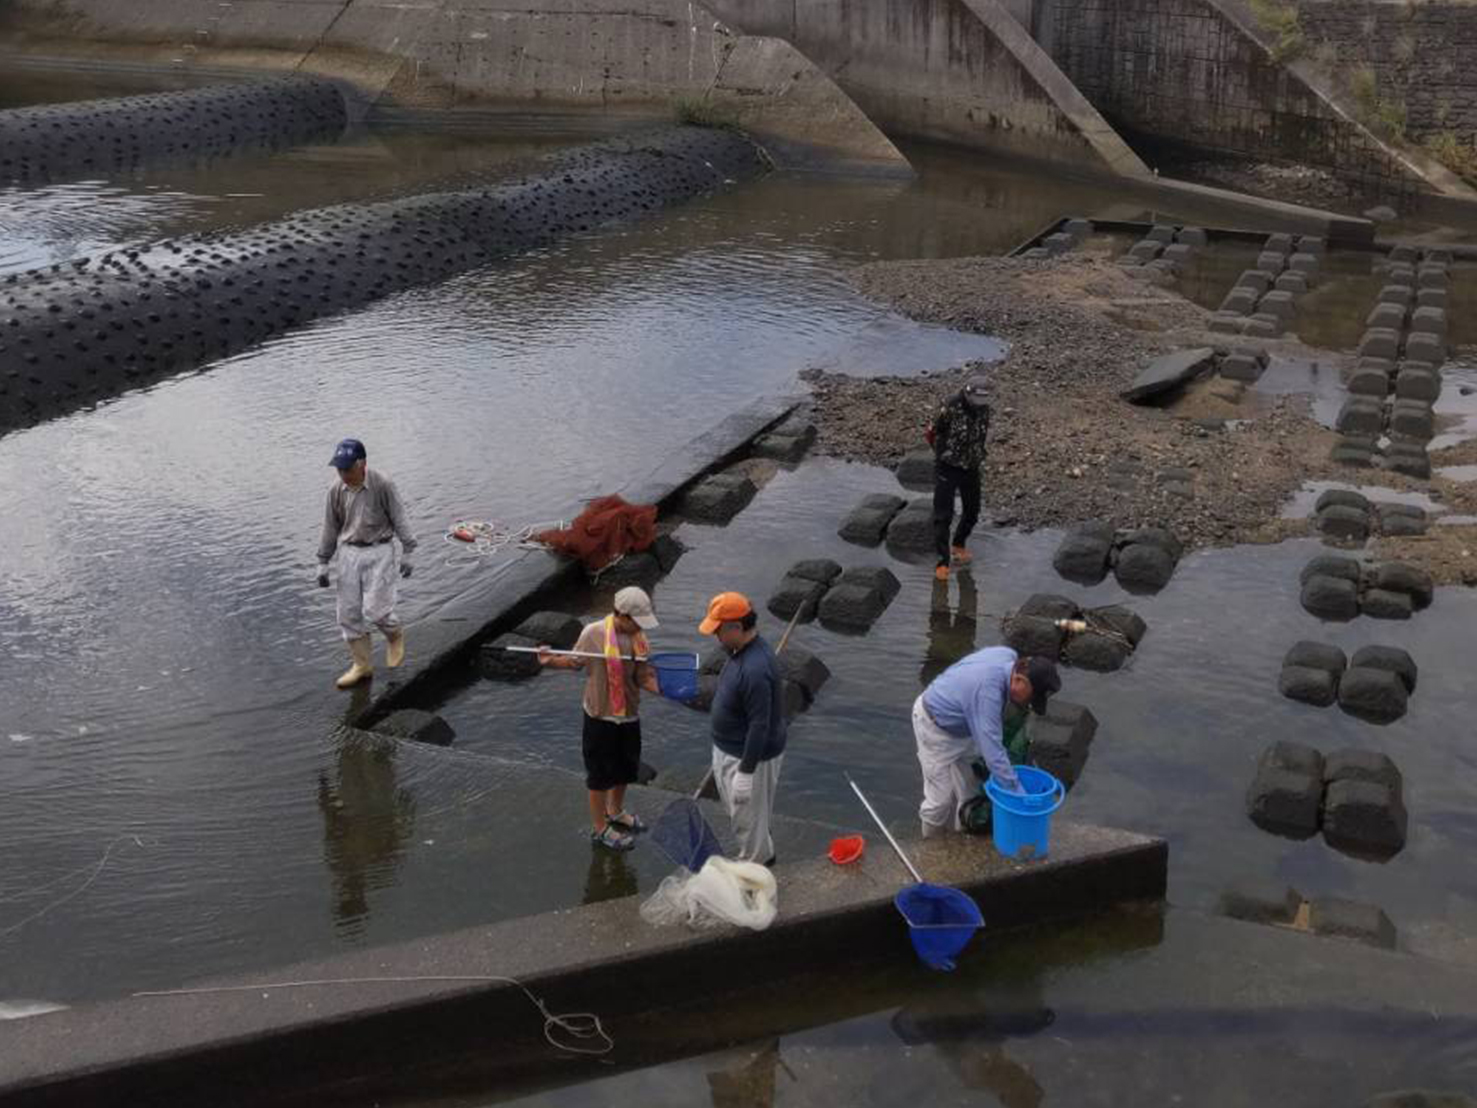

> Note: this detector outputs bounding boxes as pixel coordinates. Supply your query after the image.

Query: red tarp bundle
[536,495,657,571]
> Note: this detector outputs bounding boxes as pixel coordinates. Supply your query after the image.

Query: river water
[3,69,1477,1104]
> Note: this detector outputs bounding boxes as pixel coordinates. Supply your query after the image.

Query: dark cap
[1024,656,1061,715]
[329,438,366,470]
[961,374,991,409]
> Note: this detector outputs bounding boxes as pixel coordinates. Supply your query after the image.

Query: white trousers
[336,542,400,641]
[913,694,974,837]
[712,749,783,864]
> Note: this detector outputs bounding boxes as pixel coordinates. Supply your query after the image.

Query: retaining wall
[0,126,766,440]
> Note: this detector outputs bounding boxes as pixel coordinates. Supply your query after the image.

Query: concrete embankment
[0,125,767,440]
[0,76,347,184]
[0,819,1167,1107]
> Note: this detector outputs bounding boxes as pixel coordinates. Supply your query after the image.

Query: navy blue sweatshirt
[710,635,787,773]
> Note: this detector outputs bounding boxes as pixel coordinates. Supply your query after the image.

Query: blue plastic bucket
[650,652,700,702]
[895,884,985,971]
[985,766,1065,859]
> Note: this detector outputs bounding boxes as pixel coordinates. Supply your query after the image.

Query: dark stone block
[776,647,831,704]
[818,583,888,633]
[1308,897,1397,948]
[1118,526,1184,561]
[1283,640,1347,676]
[1378,507,1428,537]
[1026,700,1097,788]
[1368,563,1432,610]
[1086,604,1147,646]
[838,493,906,546]
[1347,367,1392,397]
[1264,739,1325,778]
[787,558,842,585]
[780,678,808,720]
[1114,543,1175,592]
[594,551,661,589]
[679,472,757,524]
[513,611,584,650]
[1405,331,1446,365]
[836,565,901,604]
[766,575,826,621]
[1325,749,1402,791]
[1300,575,1359,621]
[1246,765,1322,838]
[376,708,455,746]
[1331,438,1375,468]
[1279,665,1338,707]
[1121,347,1216,402]
[1338,666,1409,723]
[480,633,542,680]
[1315,488,1371,514]
[1394,367,1441,402]
[884,498,938,553]
[1299,555,1362,586]
[751,431,813,464]
[1018,593,1080,620]
[1362,589,1414,621]
[894,450,937,491]
[1052,526,1112,584]
[1335,397,1385,437]
[1220,352,1264,381]
[1390,400,1434,440]
[1217,879,1304,924]
[1317,504,1371,542]
[1349,645,1418,692]
[1004,615,1064,658]
[1063,632,1131,672]
[650,533,687,574]
[1386,442,1431,478]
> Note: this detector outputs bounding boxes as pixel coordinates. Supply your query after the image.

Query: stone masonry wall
[1035,0,1429,198]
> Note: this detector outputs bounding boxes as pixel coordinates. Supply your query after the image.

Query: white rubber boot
[336,636,374,689]
[385,628,406,669]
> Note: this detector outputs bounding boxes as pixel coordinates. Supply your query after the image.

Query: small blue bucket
[895,884,985,971]
[650,652,700,702]
[985,766,1065,860]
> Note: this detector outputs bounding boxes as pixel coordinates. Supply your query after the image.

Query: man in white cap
[539,587,661,852]
[315,438,417,689]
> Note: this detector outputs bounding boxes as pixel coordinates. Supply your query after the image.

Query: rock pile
[1245,741,1408,855]
[1052,522,1183,592]
[1002,593,1146,673]
[1115,223,1208,287]
[1299,554,1433,622]
[1279,641,1419,723]
[1208,232,1325,337]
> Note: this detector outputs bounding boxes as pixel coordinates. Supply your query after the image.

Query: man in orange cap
[700,591,787,865]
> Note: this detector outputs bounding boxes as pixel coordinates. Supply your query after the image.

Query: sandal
[591,824,635,852]
[606,810,647,833]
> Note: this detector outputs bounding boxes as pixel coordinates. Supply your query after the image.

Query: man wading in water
[315,438,417,689]
[926,374,991,582]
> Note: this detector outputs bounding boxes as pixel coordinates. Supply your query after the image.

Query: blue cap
[329,438,366,469]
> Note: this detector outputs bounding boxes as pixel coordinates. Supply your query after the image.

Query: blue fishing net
[650,798,724,872]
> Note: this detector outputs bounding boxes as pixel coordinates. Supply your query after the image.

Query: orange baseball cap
[699,591,753,634]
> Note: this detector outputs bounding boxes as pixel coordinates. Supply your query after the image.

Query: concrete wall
[0,0,904,167]
[1031,0,1436,198]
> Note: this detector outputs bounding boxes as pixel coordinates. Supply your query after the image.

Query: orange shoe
[934,564,950,581]
[950,545,972,564]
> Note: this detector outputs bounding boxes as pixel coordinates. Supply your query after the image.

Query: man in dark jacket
[926,374,991,581]
[700,591,786,865]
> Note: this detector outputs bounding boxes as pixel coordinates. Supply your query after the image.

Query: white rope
[0,835,144,939]
[132,975,613,1055]
[442,519,564,566]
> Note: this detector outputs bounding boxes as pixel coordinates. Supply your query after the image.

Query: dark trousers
[933,461,981,565]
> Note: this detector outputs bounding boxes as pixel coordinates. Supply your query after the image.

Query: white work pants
[336,542,400,641]
[713,749,783,864]
[914,694,974,837]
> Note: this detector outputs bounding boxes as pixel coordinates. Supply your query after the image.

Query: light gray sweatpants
[712,748,784,864]
[336,542,400,640]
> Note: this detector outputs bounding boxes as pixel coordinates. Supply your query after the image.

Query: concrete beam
[0,821,1166,1107]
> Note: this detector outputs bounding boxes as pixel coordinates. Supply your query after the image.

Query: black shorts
[581,713,643,791]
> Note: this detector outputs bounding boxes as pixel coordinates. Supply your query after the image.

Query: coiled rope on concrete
[442,519,565,566]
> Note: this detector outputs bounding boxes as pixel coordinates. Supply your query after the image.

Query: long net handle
[845,775,924,884]
[501,646,639,662]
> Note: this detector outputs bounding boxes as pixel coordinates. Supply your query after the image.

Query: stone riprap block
[1350,644,1418,691]
[1410,306,1447,338]
[1274,272,1309,295]
[1335,397,1385,437]
[1121,347,1216,403]
[1258,290,1296,321]
[883,498,937,553]
[1221,288,1259,315]
[1347,367,1391,397]
[0,76,348,185]
[1338,666,1409,723]
[1162,242,1195,264]
[1279,665,1338,707]
[1063,631,1132,672]
[1330,437,1375,467]
[1113,542,1177,592]
[1246,314,1282,338]
[1376,284,1413,309]
[838,493,906,546]
[1423,247,1453,265]
[1376,503,1428,537]
[1404,331,1446,365]
[751,426,815,464]
[1300,554,1363,586]
[1316,503,1372,542]
[894,450,936,491]
[1315,488,1370,514]
[1026,700,1097,788]
[1297,235,1325,254]
[480,633,542,680]
[1217,879,1304,925]
[1147,224,1177,243]
[1004,615,1065,658]
[1088,604,1147,647]
[1021,247,1050,261]
[1395,366,1441,402]
[817,582,888,634]
[1117,254,1144,269]
[787,558,842,585]
[1417,287,1448,310]
[0,125,769,441]
[1390,399,1435,440]
[1052,521,1113,583]
[1265,233,1294,254]
[1256,250,1287,272]
[375,708,456,746]
[1063,218,1093,238]
[1359,329,1401,361]
[766,574,827,621]
[1385,262,1416,287]
[650,533,686,574]
[1366,302,1406,331]
[1246,740,1324,837]
[1307,897,1397,948]
[1361,589,1413,620]
[1208,313,1249,335]
[1367,564,1432,610]
[1019,593,1080,620]
[1129,240,1162,261]
[514,611,584,650]
[1287,252,1319,277]
[1220,351,1265,382]
[779,678,808,720]
[776,647,831,704]
[1044,232,1077,255]
[1237,269,1273,295]
[1176,227,1208,246]
[1387,244,1418,264]
[1301,574,1359,620]
[837,565,901,603]
[1385,442,1431,478]
[1325,749,1402,791]
[594,551,661,590]
[1417,264,1449,290]
[679,472,758,524]
[1285,639,1348,676]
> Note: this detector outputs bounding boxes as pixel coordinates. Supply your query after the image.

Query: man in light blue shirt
[913,646,1061,837]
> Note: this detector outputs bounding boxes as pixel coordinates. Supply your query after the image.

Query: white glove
[731,772,754,805]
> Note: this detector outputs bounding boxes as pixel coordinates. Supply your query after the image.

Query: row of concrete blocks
[1356,321,1446,369]
[1051,522,1183,593]
[1218,879,1395,949]
[1336,392,1437,446]
[1279,640,1420,724]
[1116,224,1208,286]
[1217,346,1270,383]
[839,492,958,560]
[768,560,900,635]
[1313,488,1429,543]
[1299,552,1434,623]
[1346,356,1443,404]
[1001,592,1146,674]
[1019,217,1094,260]
[1209,232,1325,337]
[1329,433,1431,477]
[1247,741,1407,856]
